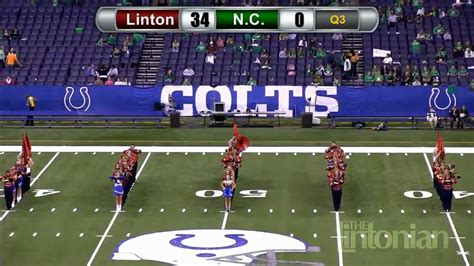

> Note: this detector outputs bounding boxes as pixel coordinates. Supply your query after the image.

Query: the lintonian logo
[341,221,449,252]
[63,86,91,112]
[112,229,322,265]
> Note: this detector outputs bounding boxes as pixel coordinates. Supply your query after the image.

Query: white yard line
[334,211,344,266]
[86,152,152,266]
[221,211,229,230]
[1,146,474,154]
[0,152,60,222]
[422,153,470,266]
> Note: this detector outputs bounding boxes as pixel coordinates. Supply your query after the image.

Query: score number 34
[190,12,211,27]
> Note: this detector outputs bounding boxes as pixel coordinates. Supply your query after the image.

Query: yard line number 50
[195,189,267,198]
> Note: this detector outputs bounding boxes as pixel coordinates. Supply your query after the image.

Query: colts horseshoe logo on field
[429,88,457,111]
[63,86,91,112]
[169,233,248,251]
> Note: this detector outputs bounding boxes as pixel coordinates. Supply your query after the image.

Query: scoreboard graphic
[96,7,379,33]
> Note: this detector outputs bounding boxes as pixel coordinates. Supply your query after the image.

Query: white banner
[373,48,391,58]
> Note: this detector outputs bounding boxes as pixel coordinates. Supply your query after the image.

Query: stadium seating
[0,0,142,85]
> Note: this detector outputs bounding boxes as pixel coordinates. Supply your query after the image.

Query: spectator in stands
[96,38,105,46]
[106,34,116,46]
[382,53,393,65]
[288,48,296,58]
[0,46,5,69]
[332,33,343,41]
[122,45,130,57]
[3,29,10,40]
[114,77,131,86]
[402,71,411,86]
[107,65,118,78]
[315,63,324,76]
[207,42,217,54]
[364,70,375,85]
[312,74,322,86]
[448,6,459,17]
[349,50,359,77]
[123,35,131,48]
[342,55,351,80]
[305,64,313,76]
[225,36,234,48]
[97,65,108,82]
[443,31,452,41]
[132,33,144,45]
[112,47,122,57]
[261,58,271,69]
[183,65,195,77]
[298,37,307,48]
[287,64,296,76]
[3,76,15,85]
[416,6,425,19]
[216,37,224,48]
[411,39,421,57]
[105,77,114,85]
[296,47,305,58]
[412,78,421,86]
[163,69,174,84]
[430,66,440,78]
[453,41,464,58]
[422,66,431,85]
[324,64,333,77]
[85,64,98,77]
[314,47,326,60]
[416,30,428,44]
[387,12,398,33]
[333,77,341,86]
[182,78,191,85]
[447,65,458,77]
[205,52,216,64]
[309,37,317,52]
[458,66,468,78]
[432,24,445,38]
[171,38,180,52]
[279,33,288,41]
[93,76,104,85]
[11,28,20,40]
[247,77,256,86]
[392,65,401,83]
[279,48,288,58]
[436,48,447,63]
[411,65,420,81]
[465,41,473,51]
[196,41,206,53]
[6,48,21,68]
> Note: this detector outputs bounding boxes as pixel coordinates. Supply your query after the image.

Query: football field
[0,144,472,266]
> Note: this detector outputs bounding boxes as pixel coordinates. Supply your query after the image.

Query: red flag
[233,123,240,139]
[22,134,32,165]
[435,130,445,161]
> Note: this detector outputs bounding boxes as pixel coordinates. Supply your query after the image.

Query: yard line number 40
[404,190,474,199]
[196,190,267,198]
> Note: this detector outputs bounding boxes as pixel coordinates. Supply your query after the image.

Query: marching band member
[2,171,15,210]
[110,171,125,211]
[328,167,344,211]
[440,166,457,212]
[221,176,236,212]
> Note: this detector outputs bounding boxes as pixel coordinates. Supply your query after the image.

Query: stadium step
[135,33,165,86]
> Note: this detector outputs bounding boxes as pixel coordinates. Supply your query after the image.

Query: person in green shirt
[252,33,263,42]
[182,78,191,85]
[411,40,421,56]
[385,71,394,85]
[430,66,440,78]
[412,0,423,9]
[436,47,447,63]
[364,71,375,84]
[196,41,206,53]
[106,34,116,46]
[288,48,296,58]
[314,48,327,59]
[233,43,244,52]
[447,65,458,76]
[374,71,384,83]
[448,7,459,17]
[132,33,144,45]
[432,24,445,36]
[163,69,175,84]
[297,47,305,58]
[411,65,420,80]
[247,77,257,86]
[324,64,333,76]
[458,66,468,77]
[96,37,105,47]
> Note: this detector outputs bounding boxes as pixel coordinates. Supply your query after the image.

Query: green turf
[1,128,474,146]
[0,150,472,266]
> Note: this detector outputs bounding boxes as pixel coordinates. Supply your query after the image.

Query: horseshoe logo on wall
[63,86,91,112]
[429,88,457,111]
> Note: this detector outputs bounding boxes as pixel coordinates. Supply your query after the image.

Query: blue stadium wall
[0,86,472,117]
